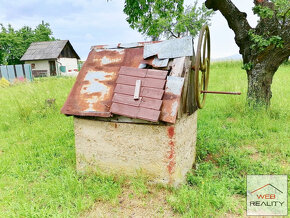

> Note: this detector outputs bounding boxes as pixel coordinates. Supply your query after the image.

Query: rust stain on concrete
[167,126,176,177]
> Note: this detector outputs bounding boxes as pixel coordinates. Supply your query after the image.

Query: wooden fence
[0,64,33,82]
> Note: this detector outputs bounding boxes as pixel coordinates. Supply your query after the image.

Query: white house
[20,40,80,77]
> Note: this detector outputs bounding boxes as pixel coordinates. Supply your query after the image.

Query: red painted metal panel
[110,103,160,122]
[111,66,166,122]
[146,69,167,79]
[116,75,166,89]
[110,103,138,118]
[119,67,147,77]
[137,107,160,122]
[114,84,164,99]
[119,66,168,80]
[140,97,162,110]
[113,93,162,110]
[112,93,141,107]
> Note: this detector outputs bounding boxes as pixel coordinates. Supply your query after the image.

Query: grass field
[0,62,289,217]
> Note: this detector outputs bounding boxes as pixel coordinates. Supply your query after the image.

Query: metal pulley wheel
[195,25,211,109]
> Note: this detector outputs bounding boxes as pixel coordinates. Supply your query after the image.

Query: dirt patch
[243,145,258,153]
[250,152,260,161]
[226,117,237,123]
[204,153,218,165]
[82,186,179,218]
[224,194,246,218]
[280,160,290,169]
[241,145,261,161]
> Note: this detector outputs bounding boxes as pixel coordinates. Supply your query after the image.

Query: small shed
[62,37,199,186]
[20,40,80,77]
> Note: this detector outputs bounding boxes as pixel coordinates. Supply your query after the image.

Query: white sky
[0,0,258,60]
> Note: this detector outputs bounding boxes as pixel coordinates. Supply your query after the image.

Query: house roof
[20,40,80,61]
[61,37,194,124]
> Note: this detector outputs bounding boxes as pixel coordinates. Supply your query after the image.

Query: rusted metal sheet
[160,76,185,123]
[62,46,154,117]
[144,36,193,59]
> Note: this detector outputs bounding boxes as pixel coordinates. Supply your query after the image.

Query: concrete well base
[74,111,197,186]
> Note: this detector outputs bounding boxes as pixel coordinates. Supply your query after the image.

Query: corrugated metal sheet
[7,65,15,82]
[152,57,169,68]
[144,36,193,59]
[15,65,24,78]
[0,66,9,80]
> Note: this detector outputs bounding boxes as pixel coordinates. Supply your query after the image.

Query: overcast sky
[0,0,258,60]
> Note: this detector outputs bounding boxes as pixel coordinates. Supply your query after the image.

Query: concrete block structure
[62,38,198,186]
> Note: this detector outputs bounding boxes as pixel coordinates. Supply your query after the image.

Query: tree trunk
[205,0,290,108]
[247,65,274,107]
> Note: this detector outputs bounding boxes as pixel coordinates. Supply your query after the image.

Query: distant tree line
[0,21,55,65]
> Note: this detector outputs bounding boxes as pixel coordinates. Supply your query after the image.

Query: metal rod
[201,91,241,95]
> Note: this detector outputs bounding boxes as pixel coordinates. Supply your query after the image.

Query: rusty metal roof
[61,38,192,124]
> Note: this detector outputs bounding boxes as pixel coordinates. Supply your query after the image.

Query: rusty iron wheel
[195,25,211,109]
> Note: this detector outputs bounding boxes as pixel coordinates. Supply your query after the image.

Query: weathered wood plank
[170,57,185,77]
[179,56,191,117]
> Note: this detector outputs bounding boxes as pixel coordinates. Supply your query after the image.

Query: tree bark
[247,64,274,107]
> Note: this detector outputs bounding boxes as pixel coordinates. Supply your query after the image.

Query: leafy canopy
[123,0,214,40]
[249,0,289,52]
[0,21,55,65]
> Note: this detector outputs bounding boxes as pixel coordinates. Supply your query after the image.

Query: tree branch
[167,28,178,38]
[205,0,252,57]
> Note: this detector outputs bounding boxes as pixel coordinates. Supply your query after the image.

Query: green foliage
[249,0,289,54]
[242,62,253,71]
[253,5,274,19]
[123,0,214,40]
[0,21,55,65]
[248,29,284,51]
[253,0,290,21]
[272,0,290,20]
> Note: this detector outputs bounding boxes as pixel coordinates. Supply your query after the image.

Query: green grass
[168,61,290,217]
[0,62,289,217]
[0,77,121,217]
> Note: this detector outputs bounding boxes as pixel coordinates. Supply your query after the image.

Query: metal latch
[134,80,141,100]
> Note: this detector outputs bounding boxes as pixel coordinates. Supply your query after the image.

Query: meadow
[0,61,289,217]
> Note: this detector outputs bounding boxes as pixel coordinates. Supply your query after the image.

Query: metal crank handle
[201,91,241,95]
